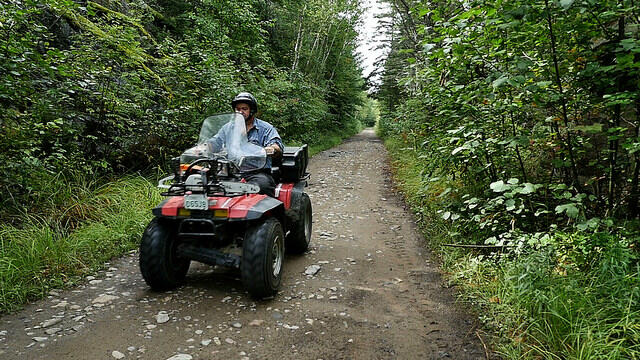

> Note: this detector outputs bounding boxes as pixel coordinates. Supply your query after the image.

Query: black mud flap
[238,196,286,224]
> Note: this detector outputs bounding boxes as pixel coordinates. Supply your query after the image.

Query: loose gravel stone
[304,265,321,275]
[156,312,170,324]
[52,301,68,309]
[32,337,48,342]
[166,354,192,360]
[42,318,62,328]
[44,327,62,335]
[112,350,125,359]
[92,294,119,304]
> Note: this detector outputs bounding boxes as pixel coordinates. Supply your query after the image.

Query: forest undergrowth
[384,136,640,359]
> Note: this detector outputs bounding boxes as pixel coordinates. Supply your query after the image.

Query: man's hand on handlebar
[264,144,281,156]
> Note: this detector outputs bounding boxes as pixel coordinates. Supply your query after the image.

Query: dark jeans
[244,171,276,197]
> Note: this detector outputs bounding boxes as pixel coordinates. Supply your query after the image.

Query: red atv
[139,113,312,299]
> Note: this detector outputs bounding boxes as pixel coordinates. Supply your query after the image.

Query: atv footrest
[177,244,241,269]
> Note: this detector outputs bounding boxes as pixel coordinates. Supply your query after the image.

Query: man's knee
[245,172,275,197]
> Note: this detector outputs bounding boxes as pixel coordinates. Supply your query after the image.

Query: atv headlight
[184,174,204,192]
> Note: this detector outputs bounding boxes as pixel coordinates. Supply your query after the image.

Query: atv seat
[272,144,308,183]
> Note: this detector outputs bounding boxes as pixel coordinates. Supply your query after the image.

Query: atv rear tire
[286,193,312,254]
[139,218,190,291]
[242,218,285,299]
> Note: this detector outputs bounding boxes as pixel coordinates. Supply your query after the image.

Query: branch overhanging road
[0,129,484,359]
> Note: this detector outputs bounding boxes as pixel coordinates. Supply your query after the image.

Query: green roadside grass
[0,175,161,314]
[382,136,640,360]
[0,128,359,314]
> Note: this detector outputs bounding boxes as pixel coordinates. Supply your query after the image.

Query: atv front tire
[242,218,285,299]
[139,218,190,291]
[286,193,312,254]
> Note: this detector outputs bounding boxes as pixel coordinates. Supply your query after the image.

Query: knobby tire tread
[286,193,312,254]
[242,218,283,299]
[139,218,188,291]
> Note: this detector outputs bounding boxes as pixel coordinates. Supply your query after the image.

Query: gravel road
[0,129,485,359]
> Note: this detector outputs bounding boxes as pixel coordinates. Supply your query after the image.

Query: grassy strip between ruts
[0,128,360,314]
[0,175,161,314]
[382,135,640,360]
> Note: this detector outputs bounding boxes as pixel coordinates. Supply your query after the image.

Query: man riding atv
[207,92,283,197]
[139,94,311,299]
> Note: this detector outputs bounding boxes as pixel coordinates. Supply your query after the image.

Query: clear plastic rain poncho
[180,113,266,173]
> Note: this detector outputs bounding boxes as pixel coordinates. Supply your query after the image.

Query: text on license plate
[184,194,209,210]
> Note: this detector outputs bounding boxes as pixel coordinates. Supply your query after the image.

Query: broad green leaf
[451,146,466,155]
[423,43,436,53]
[490,180,509,192]
[555,203,579,218]
[559,0,575,10]
[519,183,537,194]
[492,76,509,88]
[574,123,603,133]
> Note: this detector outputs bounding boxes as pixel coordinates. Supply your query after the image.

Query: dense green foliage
[376,0,640,358]
[385,138,640,359]
[0,174,160,313]
[0,0,365,216]
[357,97,380,127]
[0,0,366,312]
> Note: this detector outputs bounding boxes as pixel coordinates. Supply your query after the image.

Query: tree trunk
[628,101,640,218]
[607,11,625,213]
[291,5,306,71]
[544,0,579,188]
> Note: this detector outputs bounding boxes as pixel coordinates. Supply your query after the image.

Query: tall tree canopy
[376,0,640,236]
[0,0,365,210]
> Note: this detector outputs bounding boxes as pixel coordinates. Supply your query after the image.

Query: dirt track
[0,129,485,359]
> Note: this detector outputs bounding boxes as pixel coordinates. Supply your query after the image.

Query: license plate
[184,194,208,210]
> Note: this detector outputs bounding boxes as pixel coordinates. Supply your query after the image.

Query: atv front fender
[230,196,285,223]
